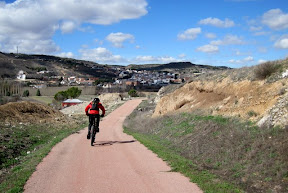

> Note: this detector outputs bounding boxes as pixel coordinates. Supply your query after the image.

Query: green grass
[0,118,87,193]
[30,96,54,104]
[124,100,288,192]
[124,129,243,193]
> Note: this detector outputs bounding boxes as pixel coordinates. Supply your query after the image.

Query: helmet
[93,98,100,102]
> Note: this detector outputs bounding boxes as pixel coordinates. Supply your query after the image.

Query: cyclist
[85,98,105,139]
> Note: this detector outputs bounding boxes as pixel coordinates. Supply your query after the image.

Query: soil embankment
[153,78,288,127]
[0,101,66,124]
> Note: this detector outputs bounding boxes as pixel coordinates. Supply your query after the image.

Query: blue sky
[0,0,287,68]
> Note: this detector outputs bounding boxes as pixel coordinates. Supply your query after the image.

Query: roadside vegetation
[0,114,87,193]
[0,92,127,193]
[124,98,288,193]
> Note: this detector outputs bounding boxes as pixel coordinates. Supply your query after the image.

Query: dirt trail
[24,99,202,193]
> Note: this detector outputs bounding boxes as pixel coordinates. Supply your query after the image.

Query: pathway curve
[24,99,202,193]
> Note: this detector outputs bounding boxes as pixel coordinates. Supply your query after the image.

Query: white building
[17,70,26,80]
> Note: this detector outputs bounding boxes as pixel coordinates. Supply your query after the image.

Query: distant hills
[127,62,230,72]
[0,52,117,79]
[0,52,229,80]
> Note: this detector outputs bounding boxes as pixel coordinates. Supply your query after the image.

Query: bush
[128,89,138,97]
[22,90,29,97]
[254,61,279,80]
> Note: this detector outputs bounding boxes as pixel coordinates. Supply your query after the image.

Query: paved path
[24,99,202,193]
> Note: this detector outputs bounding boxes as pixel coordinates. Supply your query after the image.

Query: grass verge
[0,116,87,193]
[29,96,54,105]
[124,128,243,193]
[124,100,288,193]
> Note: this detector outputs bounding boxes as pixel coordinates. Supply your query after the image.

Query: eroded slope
[153,78,288,127]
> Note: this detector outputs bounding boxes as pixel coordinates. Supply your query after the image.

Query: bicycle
[88,114,100,146]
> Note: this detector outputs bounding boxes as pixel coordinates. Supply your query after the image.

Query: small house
[62,99,83,107]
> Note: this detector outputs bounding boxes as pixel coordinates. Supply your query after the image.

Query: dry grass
[124,99,288,193]
[254,61,281,80]
[188,57,288,83]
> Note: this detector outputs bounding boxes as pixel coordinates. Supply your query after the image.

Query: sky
[0,0,287,68]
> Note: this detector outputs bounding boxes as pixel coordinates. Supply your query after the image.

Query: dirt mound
[0,101,65,124]
[60,93,124,115]
[153,78,288,127]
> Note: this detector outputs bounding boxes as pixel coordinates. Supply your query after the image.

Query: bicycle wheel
[91,125,95,146]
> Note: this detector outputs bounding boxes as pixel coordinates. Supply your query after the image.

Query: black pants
[88,114,100,133]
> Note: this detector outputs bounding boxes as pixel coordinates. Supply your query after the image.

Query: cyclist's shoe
[87,133,90,139]
[96,127,99,132]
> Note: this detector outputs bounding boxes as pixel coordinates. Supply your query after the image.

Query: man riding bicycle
[85,98,105,139]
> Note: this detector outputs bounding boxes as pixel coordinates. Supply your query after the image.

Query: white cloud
[177,28,201,40]
[244,56,254,61]
[135,56,156,62]
[262,9,288,30]
[58,52,74,58]
[253,31,270,36]
[258,59,267,64]
[196,44,219,53]
[158,56,179,63]
[178,53,186,58]
[0,0,148,54]
[79,47,126,63]
[134,55,180,64]
[60,21,78,34]
[205,33,217,39]
[106,32,135,48]
[250,26,262,31]
[199,17,235,28]
[236,50,241,55]
[94,39,104,46]
[274,36,288,49]
[211,35,245,46]
[229,56,254,64]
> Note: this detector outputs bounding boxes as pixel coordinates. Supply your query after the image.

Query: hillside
[0,52,228,81]
[124,58,288,193]
[127,61,229,74]
[153,58,288,128]
[0,52,118,79]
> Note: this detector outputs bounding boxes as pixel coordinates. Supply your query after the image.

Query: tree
[54,87,82,101]
[54,91,69,101]
[66,87,81,98]
[36,89,41,96]
[23,90,29,97]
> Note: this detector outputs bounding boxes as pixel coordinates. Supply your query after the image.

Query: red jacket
[85,102,105,115]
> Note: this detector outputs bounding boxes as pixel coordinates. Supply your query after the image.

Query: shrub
[128,89,138,97]
[36,89,41,96]
[254,61,279,80]
[22,90,29,97]
[247,110,258,117]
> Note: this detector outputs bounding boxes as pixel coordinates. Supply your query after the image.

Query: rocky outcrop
[257,90,288,127]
